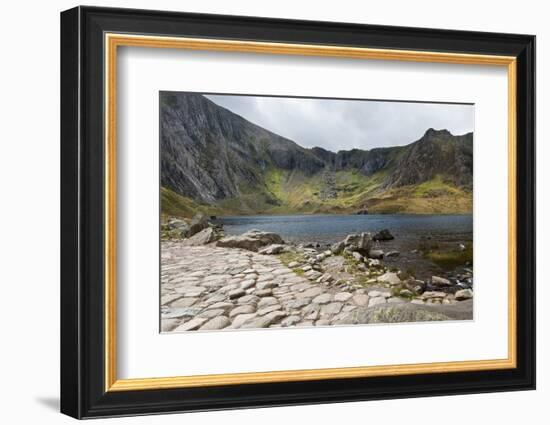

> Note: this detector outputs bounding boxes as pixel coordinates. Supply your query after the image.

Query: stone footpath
[161,243,377,332]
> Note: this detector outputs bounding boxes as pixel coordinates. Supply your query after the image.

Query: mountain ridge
[160,92,473,217]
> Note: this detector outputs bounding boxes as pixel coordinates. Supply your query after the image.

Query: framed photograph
[60,6,535,419]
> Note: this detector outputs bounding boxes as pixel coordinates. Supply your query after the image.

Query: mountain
[160,92,473,217]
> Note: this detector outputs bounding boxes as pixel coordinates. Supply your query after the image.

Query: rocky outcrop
[181,227,219,246]
[372,229,394,241]
[187,213,210,237]
[217,229,284,252]
[343,233,373,255]
[336,303,452,324]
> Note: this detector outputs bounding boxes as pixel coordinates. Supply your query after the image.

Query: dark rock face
[382,128,473,190]
[160,92,324,203]
[373,229,394,241]
[187,213,210,237]
[161,92,473,207]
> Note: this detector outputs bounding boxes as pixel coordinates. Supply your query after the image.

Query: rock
[331,241,345,254]
[421,291,447,299]
[368,296,387,307]
[312,293,333,304]
[316,319,331,326]
[162,307,201,319]
[334,292,353,302]
[352,294,370,306]
[170,297,198,308]
[343,232,373,254]
[257,297,279,308]
[372,229,394,241]
[240,278,256,290]
[304,270,322,280]
[406,279,427,294]
[321,302,343,315]
[237,294,260,305]
[206,302,234,311]
[230,313,257,328]
[182,227,218,246]
[228,288,246,299]
[431,276,452,286]
[317,273,333,284]
[459,243,466,251]
[356,208,369,215]
[288,298,312,309]
[187,213,209,237]
[368,249,384,259]
[377,272,402,285]
[338,303,452,324]
[241,311,286,328]
[217,229,284,252]
[167,218,189,237]
[254,289,273,297]
[387,297,405,304]
[173,317,208,331]
[257,304,282,316]
[161,318,180,332]
[259,244,285,255]
[281,315,301,327]
[288,261,300,268]
[368,290,391,298]
[366,258,382,268]
[198,308,226,319]
[352,252,364,262]
[399,289,414,298]
[455,288,474,301]
[257,280,277,290]
[229,304,256,317]
[385,250,400,258]
[199,316,231,330]
[299,287,324,298]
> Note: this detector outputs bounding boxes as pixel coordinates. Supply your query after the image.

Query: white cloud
[205,94,473,152]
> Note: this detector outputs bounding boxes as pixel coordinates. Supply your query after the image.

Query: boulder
[181,227,218,246]
[356,208,369,215]
[187,213,209,237]
[385,250,400,258]
[258,244,285,255]
[377,272,402,285]
[368,249,384,259]
[330,241,345,254]
[336,303,452,324]
[167,218,189,232]
[431,275,452,287]
[343,232,373,254]
[217,229,284,252]
[352,251,364,262]
[372,229,394,241]
[455,288,474,301]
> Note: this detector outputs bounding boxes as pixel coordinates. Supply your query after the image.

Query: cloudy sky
[205,94,473,152]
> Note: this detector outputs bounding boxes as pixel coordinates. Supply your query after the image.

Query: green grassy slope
[161,169,472,218]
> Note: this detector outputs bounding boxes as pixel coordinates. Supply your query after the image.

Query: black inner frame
[60,6,535,419]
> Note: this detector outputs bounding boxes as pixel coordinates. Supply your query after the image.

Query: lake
[218,214,473,278]
[219,214,472,245]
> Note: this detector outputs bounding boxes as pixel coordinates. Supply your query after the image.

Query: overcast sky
[205,94,473,152]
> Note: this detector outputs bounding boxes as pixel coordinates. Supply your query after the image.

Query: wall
[0,0,545,423]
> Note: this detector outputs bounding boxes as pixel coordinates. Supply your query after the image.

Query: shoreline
[160,226,473,332]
